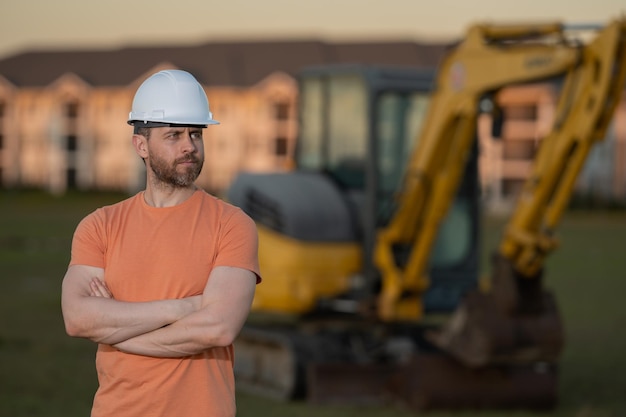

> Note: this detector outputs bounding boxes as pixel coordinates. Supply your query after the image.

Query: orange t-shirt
[69,190,260,417]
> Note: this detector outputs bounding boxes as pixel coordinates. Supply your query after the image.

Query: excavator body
[228,18,626,410]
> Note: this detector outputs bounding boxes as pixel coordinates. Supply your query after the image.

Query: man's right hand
[90,277,113,298]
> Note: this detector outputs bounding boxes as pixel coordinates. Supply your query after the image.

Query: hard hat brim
[130,120,220,134]
[128,120,220,128]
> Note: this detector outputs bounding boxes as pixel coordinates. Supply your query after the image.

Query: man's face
[145,126,205,188]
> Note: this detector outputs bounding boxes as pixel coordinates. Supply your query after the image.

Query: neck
[143,180,198,208]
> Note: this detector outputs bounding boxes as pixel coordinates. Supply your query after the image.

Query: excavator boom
[501,20,626,276]
[425,20,626,366]
[376,18,626,327]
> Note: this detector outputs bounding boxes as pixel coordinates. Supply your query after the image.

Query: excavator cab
[230,65,480,317]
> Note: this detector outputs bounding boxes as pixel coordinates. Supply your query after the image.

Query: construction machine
[228,18,626,410]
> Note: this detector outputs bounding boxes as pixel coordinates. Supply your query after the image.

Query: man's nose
[181,132,197,153]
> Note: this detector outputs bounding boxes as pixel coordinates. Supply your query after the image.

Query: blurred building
[0,40,446,196]
[0,40,625,207]
[479,84,626,210]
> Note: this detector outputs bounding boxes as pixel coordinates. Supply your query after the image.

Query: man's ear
[132,134,149,159]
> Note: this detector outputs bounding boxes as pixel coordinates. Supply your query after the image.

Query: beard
[148,151,204,188]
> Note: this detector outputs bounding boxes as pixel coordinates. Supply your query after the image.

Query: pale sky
[0,0,624,59]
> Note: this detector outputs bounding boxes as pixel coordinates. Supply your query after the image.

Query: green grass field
[1,189,625,417]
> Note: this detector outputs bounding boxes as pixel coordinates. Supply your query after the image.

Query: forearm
[62,267,202,345]
[62,295,197,345]
[112,266,256,358]
[113,308,233,357]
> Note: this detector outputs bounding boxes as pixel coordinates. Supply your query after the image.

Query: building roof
[0,39,452,87]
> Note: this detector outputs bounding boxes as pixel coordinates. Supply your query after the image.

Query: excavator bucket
[427,254,565,368]
[306,258,563,410]
[305,267,563,411]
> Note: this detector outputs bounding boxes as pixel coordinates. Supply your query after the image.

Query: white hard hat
[128,69,219,127]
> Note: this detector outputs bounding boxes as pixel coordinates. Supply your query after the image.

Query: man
[61,69,260,417]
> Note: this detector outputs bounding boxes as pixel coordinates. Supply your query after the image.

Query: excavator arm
[500,21,626,277]
[376,19,626,365]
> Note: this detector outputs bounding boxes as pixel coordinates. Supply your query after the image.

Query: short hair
[135,126,151,139]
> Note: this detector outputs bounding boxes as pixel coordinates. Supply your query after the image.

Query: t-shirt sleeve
[215,207,261,283]
[69,209,107,268]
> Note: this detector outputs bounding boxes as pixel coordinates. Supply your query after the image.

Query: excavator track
[234,321,421,403]
[233,326,303,400]
[234,322,559,410]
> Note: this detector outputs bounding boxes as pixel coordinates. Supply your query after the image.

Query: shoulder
[95,193,140,217]
[76,193,140,229]
[198,190,252,219]
[196,190,257,233]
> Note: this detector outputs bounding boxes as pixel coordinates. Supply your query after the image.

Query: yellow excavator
[228,18,626,409]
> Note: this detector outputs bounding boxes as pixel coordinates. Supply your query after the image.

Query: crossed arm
[61,264,257,357]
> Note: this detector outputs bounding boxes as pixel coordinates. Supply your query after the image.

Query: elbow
[62,308,78,337]
[63,318,83,338]
[207,326,240,348]
[64,320,106,343]
[213,332,237,348]
[61,302,88,338]
[62,312,93,340]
